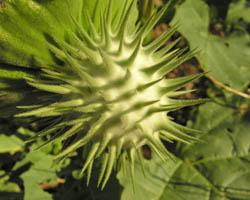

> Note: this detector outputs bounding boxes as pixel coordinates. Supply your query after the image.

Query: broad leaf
[0,0,83,67]
[163,102,250,200]
[0,134,23,153]
[227,0,250,24]
[171,0,250,90]
[20,150,66,200]
[118,153,179,200]
[119,102,250,199]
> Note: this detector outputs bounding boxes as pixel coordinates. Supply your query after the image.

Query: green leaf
[0,134,23,154]
[0,0,83,67]
[227,0,250,24]
[20,150,66,200]
[161,102,250,200]
[0,182,20,193]
[119,102,250,199]
[0,170,21,193]
[118,153,179,200]
[171,0,250,90]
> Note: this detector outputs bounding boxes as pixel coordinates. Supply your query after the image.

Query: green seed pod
[0,0,207,189]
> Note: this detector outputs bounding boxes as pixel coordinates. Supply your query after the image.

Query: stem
[199,61,250,99]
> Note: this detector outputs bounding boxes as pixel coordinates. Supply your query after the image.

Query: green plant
[0,0,207,190]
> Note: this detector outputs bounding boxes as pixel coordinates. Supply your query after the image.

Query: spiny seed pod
[0,0,207,189]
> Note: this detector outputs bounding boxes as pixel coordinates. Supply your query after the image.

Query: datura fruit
[0,0,207,189]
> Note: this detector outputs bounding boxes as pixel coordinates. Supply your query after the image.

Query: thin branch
[199,61,250,100]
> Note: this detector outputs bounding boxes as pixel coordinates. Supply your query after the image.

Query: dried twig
[39,178,65,189]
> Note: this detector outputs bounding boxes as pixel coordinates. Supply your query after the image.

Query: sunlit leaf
[171,0,250,91]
